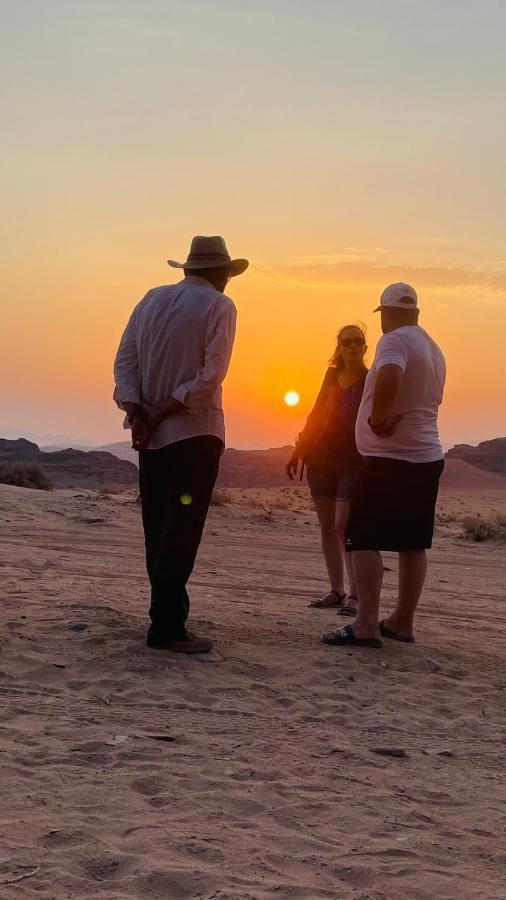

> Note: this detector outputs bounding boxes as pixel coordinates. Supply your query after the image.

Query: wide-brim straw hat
[168,235,249,277]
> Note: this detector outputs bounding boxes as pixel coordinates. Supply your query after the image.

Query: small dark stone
[419,657,442,673]
[144,734,176,743]
[52,663,66,669]
[426,657,442,672]
[69,621,88,632]
[370,747,408,758]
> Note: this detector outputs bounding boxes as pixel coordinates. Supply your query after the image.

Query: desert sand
[0,481,505,899]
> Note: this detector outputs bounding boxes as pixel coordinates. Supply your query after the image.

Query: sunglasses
[340,337,366,348]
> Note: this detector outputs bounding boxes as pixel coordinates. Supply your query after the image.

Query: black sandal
[308,591,346,609]
[338,595,358,617]
[321,624,382,649]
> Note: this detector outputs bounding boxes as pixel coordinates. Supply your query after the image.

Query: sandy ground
[0,483,505,899]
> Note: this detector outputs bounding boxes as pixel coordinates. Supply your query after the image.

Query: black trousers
[138,436,223,640]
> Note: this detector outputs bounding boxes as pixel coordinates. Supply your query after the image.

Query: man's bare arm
[369,364,403,435]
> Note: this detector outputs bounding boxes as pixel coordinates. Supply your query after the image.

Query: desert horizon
[2,433,506,492]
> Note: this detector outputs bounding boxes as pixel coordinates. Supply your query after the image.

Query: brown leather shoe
[148,631,214,654]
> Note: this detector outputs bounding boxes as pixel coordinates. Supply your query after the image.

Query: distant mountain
[97,441,138,464]
[0,429,94,448]
[0,439,138,490]
[218,446,294,488]
[96,441,294,487]
[221,452,506,492]
[446,438,506,475]
[440,459,506,491]
[40,444,93,453]
[10,432,506,493]
[94,440,506,491]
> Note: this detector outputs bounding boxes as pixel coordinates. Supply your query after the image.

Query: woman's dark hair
[329,323,367,371]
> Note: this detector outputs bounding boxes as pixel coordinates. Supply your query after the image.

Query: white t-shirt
[355,326,446,463]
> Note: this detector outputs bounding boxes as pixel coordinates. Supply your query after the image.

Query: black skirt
[345,457,444,552]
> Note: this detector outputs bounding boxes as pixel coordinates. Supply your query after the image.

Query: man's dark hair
[184,266,227,280]
[183,265,230,292]
[384,307,419,326]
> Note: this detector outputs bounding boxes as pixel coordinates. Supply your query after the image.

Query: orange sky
[2,245,506,449]
[1,2,506,449]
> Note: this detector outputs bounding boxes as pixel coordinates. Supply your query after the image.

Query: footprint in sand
[41,828,87,849]
[131,775,167,797]
[82,854,135,883]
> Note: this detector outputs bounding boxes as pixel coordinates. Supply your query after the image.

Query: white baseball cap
[373,282,418,313]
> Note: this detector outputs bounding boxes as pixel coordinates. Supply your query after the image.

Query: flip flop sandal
[380,620,415,643]
[338,595,358,617]
[308,591,346,609]
[321,624,382,648]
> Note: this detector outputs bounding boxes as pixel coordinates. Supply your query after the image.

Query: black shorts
[345,457,444,552]
[306,455,361,501]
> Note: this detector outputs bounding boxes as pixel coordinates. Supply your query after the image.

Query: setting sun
[284,390,301,407]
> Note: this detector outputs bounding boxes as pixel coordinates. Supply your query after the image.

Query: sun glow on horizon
[284,390,301,407]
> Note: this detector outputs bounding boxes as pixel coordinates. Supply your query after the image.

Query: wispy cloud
[253,254,506,298]
[281,248,389,266]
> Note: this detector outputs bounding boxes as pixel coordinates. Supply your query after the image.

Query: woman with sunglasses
[286,324,368,614]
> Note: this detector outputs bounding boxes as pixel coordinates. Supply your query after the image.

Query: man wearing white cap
[322,283,446,648]
[114,236,248,654]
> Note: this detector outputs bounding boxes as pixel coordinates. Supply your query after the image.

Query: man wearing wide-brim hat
[114,236,248,654]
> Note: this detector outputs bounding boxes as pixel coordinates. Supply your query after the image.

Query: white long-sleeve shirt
[113,276,237,449]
